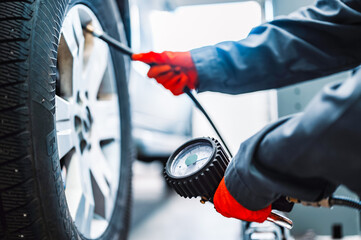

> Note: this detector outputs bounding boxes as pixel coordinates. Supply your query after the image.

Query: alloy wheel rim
[56,5,121,238]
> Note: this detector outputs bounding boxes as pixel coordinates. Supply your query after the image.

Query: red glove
[132,51,198,96]
[213,178,272,223]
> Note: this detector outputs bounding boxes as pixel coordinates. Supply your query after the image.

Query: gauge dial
[164,137,229,199]
[169,142,214,177]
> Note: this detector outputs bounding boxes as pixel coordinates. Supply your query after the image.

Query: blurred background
[127,0,360,239]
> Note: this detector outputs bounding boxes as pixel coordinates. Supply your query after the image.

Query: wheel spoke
[62,9,84,59]
[88,146,112,198]
[61,17,79,58]
[74,193,94,237]
[85,40,109,100]
[62,8,86,95]
[100,141,121,219]
[71,9,85,47]
[91,99,120,141]
[55,96,71,121]
[65,154,94,236]
[56,96,74,159]
[57,130,73,160]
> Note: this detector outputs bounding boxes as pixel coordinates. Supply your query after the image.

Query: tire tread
[0,1,45,239]
[0,0,132,239]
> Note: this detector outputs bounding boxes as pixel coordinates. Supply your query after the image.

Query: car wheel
[0,0,132,239]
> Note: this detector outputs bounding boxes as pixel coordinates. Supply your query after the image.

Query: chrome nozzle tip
[84,24,103,36]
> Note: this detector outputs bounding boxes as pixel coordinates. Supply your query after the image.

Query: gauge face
[169,141,214,177]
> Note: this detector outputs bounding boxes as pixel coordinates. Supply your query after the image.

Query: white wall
[182,2,276,155]
[272,0,315,16]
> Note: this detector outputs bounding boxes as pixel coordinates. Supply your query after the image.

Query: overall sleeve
[191,0,361,94]
[225,68,361,210]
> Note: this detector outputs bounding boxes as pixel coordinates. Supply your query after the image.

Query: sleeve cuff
[190,46,230,93]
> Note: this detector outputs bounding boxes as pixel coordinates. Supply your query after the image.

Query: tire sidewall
[29,0,132,239]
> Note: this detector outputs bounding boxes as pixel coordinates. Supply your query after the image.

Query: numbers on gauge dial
[171,143,213,177]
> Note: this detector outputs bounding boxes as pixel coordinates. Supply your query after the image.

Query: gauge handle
[267,211,293,229]
[200,196,293,229]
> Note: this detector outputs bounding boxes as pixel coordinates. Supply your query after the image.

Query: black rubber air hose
[330,196,361,210]
[85,24,233,158]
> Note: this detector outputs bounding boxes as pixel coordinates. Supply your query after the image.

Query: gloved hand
[213,178,294,222]
[213,178,272,223]
[132,51,198,96]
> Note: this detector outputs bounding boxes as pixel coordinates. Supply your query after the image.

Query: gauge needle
[185,155,208,167]
[192,158,207,164]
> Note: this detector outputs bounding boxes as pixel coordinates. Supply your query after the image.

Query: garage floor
[129,161,241,240]
[128,161,361,240]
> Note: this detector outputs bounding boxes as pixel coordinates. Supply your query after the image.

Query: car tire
[0,0,132,239]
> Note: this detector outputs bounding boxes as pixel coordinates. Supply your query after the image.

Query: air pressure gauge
[164,137,229,202]
[164,137,294,230]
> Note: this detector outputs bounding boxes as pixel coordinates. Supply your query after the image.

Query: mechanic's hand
[132,51,198,96]
[213,178,272,223]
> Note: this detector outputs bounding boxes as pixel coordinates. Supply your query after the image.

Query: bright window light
[148,2,274,153]
[150,1,262,51]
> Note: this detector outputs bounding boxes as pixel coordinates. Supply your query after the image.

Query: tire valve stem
[84,23,134,57]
